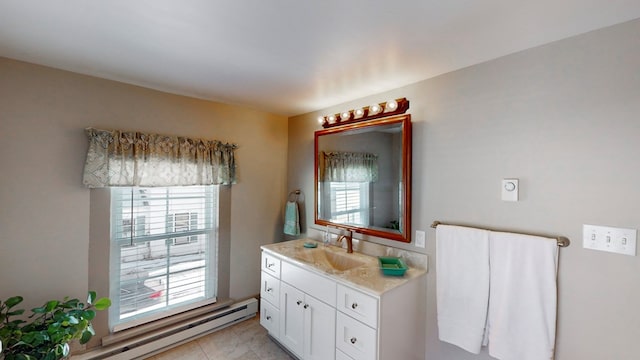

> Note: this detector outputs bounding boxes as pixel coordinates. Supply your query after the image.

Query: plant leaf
[44,300,59,312]
[5,296,24,309]
[87,291,97,305]
[80,329,93,344]
[83,309,96,321]
[94,298,111,311]
[7,309,25,316]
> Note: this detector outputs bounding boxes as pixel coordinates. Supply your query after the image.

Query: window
[110,186,218,330]
[329,181,370,225]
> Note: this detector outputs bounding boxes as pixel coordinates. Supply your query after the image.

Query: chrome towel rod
[431,221,570,247]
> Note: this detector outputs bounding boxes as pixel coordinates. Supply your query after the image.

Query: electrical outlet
[583,224,637,256]
[415,230,426,248]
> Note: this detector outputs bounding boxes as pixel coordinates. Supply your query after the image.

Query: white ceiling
[1,1,639,116]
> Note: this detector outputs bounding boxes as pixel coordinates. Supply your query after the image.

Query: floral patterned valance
[320,151,378,183]
[82,127,237,188]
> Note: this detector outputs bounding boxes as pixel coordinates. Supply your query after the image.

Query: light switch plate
[583,224,637,256]
[502,179,519,202]
[415,230,426,248]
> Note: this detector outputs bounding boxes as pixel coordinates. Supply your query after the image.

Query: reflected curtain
[82,127,237,187]
[320,151,378,182]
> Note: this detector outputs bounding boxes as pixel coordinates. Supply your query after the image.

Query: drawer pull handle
[303,304,309,309]
[267,263,275,268]
[350,337,357,344]
[297,300,303,305]
[266,315,271,320]
[266,287,273,292]
[351,302,358,309]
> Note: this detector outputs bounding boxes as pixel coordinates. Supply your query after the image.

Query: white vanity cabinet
[260,244,427,360]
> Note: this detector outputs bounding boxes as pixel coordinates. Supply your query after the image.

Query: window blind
[110,186,219,330]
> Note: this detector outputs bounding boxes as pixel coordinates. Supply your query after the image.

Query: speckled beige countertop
[261,239,426,296]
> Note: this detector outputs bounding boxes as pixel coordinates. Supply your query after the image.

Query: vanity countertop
[261,239,426,296]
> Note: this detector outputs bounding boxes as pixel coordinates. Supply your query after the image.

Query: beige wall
[289,19,640,360]
[0,57,288,313]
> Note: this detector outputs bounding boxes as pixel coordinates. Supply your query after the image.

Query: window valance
[82,127,237,187]
[320,151,379,183]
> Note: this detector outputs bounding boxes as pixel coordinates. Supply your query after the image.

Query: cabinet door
[304,295,336,360]
[280,282,305,357]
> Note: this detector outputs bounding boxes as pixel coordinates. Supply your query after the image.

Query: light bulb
[341,111,351,121]
[317,116,326,124]
[369,104,382,115]
[385,100,398,111]
[328,114,337,123]
[354,108,365,118]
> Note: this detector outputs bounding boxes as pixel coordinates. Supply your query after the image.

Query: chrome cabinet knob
[350,337,357,344]
[351,302,358,309]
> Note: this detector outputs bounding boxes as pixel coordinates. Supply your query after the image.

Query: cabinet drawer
[281,261,336,306]
[337,284,378,329]
[336,349,355,360]
[262,251,281,278]
[260,271,280,307]
[336,312,377,360]
[260,299,280,338]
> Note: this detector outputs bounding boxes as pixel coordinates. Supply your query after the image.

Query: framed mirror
[314,114,411,242]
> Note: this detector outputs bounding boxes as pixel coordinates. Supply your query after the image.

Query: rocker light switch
[501,179,519,202]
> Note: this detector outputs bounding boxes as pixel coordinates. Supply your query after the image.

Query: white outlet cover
[415,230,426,248]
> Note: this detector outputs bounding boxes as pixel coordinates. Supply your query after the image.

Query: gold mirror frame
[314,114,412,242]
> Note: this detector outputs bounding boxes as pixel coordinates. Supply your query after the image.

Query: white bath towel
[436,225,490,354]
[486,231,559,360]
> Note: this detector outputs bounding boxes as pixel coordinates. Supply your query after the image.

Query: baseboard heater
[71,298,258,360]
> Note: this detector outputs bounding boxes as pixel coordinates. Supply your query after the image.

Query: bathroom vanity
[260,239,427,360]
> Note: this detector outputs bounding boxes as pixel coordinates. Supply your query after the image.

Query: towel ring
[288,189,301,202]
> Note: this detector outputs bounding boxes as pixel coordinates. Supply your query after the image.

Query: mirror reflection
[315,114,411,242]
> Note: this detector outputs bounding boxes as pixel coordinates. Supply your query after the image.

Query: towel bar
[431,221,570,247]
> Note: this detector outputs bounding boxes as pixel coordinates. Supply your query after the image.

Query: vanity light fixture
[319,98,409,128]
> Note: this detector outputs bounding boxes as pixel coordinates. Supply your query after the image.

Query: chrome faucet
[336,230,353,253]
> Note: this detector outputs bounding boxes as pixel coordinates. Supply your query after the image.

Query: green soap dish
[378,256,408,276]
[303,241,318,248]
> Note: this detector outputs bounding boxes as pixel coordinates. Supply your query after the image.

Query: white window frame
[109,186,219,332]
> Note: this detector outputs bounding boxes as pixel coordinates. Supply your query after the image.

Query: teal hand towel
[284,201,300,235]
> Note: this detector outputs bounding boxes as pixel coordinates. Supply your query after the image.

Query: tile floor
[146,315,294,360]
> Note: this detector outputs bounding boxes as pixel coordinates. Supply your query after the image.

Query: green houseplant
[0,292,111,360]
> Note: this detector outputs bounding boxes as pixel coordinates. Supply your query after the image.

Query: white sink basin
[295,247,365,272]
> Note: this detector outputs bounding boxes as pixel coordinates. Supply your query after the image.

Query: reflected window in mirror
[321,181,370,226]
